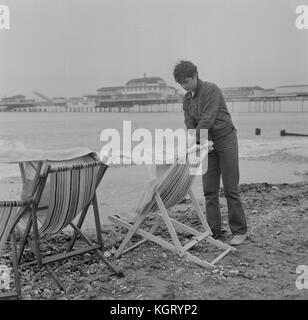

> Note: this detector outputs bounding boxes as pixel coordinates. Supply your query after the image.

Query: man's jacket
[183,79,235,141]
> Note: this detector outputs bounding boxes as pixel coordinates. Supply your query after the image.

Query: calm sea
[0,110,308,178]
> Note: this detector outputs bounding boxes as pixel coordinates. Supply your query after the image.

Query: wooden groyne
[280,130,308,137]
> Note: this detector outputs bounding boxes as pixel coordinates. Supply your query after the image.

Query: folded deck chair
[109,143,236,269]
[16,160,122,292]
[0,200,32,299]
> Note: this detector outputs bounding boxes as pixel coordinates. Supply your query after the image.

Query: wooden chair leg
[188,189,212,234]
[31,208,43,267]
[92,194,103,247]
[11,230,21,299]
[17,217,32,264]
[69,223,123,276]
[121,215,161,255]
[44,265,66,292]
[114,209,149,258]
[154,192,184,256]
[66,203,90,252]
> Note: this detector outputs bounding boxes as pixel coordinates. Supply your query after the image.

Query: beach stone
[242,272,254,280]
[23,285,32,292]
[86,289,97,299]
[84,283,93,292]
[103,251,112,258]
[239,262,249,267]
[228,270,240,276]
[110,247,117,254]
[175,268,185,275]
[34,289,41,295]
[212,269,220,274]
[65,285,75,295]
[43,289,53,299]
[83,253,92,262]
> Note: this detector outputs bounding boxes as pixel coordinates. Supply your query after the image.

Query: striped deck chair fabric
[16,160,122,292]
[115,144,206,220]
[18,153,99,232]
[1,202,20,253]
[0,201,31,299]
[143,153,198,213]
[38,161,103,234]
[109,143,236,269]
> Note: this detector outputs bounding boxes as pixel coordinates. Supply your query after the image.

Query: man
[173,60,247,245]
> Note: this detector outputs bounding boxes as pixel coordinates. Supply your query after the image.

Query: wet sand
[1,180,307,300]
[0,158,307,230]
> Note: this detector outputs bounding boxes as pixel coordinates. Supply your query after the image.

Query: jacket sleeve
[183,99,197,129]
[196,84,221,142]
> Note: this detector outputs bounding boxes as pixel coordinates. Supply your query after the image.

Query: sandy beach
[1,0,308,304]
[1,157,307,228]
[1,180,307,300]
[1,108,308,301]
[1,156,308,300]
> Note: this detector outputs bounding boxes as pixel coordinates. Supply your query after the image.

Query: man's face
[178,74,198,92]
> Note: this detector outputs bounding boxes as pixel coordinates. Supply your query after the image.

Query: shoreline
[1,180,307,300]
[0,158,307,231]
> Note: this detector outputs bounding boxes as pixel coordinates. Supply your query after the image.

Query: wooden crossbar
[110,186,236,268]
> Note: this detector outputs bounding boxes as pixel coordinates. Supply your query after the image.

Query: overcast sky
[0,0,307,99]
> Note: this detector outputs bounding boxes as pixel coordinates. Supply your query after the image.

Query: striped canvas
[0,202,22,252]
[131,144,208,215]
[38,163,106,235]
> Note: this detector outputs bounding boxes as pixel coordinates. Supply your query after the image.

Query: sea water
[0,111,308,180]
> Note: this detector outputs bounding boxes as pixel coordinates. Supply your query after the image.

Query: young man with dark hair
[173,60,247,245]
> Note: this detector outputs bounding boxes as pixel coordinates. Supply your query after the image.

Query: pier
[226,93,308,113]
[1,93,308,113]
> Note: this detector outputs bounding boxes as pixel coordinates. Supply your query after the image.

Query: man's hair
[173,60,198,83]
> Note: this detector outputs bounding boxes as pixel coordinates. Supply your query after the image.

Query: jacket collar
[185,78,203,101]
[193,78,202,98]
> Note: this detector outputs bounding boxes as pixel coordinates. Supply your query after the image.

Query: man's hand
[208,141,214,152]
[187,133,214,152]
[187,133,197,148]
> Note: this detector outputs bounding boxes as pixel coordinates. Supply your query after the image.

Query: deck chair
[16,160,122,292]
[0,200,32,299]
[109,143,236,269]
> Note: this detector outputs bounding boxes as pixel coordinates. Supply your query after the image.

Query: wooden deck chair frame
[16,160,123,292]
[0,200,32,300]
[109,151,236,269]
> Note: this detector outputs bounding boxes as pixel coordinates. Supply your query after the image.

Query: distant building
[221,86,266,98]
[67,96,96,110]
[1,94,27,102]
[275,85,308,94]
[52,97,67,107]
[96,86,124,100]
[256,88,275,95]
[122,76,178,99]
[97,75,180,104]
[0,94,36,111]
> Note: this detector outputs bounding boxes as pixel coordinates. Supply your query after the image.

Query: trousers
[202,128,247,236]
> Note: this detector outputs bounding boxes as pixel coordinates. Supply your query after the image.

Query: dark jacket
[183,79,235,141]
